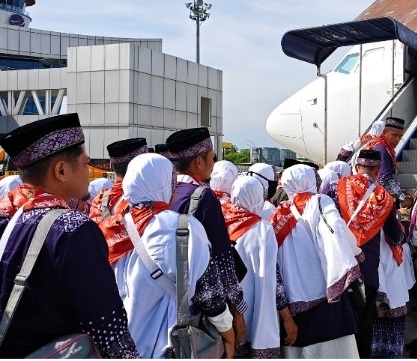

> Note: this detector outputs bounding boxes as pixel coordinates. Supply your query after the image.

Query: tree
[224,147,250,164]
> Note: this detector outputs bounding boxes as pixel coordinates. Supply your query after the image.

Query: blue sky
[29,0,375,149]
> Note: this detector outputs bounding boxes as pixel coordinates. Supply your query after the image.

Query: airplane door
[326,69,361,162]
[359,42,394,133]
[299,79,326,163]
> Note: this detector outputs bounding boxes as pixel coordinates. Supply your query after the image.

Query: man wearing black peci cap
[0,114,140,358]
[154,143,171,158]
[364,117,413,208]
[330,149,405,358]
[89,138,148,224]
[166,127,246,346]
[282,157,319,170]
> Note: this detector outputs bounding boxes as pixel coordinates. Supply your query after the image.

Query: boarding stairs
[385,75,417,191]
[360,73,417,192]
[280,16,417,192]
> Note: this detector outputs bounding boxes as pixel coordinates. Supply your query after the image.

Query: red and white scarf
[338,174,402,264]
[100,201,170,264]
[0,184,68,217]
[222,200,261,241]
[269,193,314,246]
[365,134,397,167]
[89,179,126,223]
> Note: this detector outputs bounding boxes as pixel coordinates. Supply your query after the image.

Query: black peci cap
[107,138,147,164]
[283,158,319,170]
[356,149,381,167]
[166,127,212,159]
[0,113,84,169]
[385,117,405,130]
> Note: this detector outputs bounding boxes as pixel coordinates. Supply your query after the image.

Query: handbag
[26,333,101,359]
[0,209,102,359]
[169,214,225,359]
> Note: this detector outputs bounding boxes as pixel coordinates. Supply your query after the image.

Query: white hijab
[248,163,275,196]
[281,164,317,199]
[324,161,352,179]
[88,177,113,198]
[210,160,238,195]
[369,120,386,137]
[0,175,21,199]
[317,168,339,194]
[231,175,265,216]
[123,153,174,204]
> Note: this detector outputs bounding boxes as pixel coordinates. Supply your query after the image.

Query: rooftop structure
[357,0,417,31]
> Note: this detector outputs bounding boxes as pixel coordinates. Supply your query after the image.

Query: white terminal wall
[66,43,223,159]
[0,25,223,160]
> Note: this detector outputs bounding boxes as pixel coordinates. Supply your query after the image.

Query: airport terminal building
[0,0,223,162]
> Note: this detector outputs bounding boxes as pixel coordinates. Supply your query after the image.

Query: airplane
[266,17,417,166]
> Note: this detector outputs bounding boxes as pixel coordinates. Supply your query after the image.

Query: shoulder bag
[169,214,225,359]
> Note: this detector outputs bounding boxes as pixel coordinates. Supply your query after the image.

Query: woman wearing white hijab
[221,175,297,358]
[88,177,113,199]
[111,153,234,358]
[317,168,339,195]
[269,164,362,359]
[210,160,238,203]
[0,174,21,199]
[247,163,277,220]
[324,160,352,179]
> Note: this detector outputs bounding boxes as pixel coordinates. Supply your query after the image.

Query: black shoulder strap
[317,195,334,234]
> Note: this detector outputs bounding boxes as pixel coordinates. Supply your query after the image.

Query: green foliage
[224,147,250,164]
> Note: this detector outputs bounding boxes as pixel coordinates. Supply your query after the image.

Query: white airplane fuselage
[266,40,405,165]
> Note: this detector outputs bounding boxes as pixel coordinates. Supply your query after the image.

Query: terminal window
[201,97,211,127]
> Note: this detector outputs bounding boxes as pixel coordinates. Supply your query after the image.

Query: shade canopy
[281,17,417,67]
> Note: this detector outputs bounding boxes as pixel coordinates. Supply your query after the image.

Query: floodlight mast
[185,1,212,64]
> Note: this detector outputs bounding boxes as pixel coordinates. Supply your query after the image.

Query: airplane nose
[266,94,306,156]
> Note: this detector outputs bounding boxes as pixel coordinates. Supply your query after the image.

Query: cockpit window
[334,53,359,74]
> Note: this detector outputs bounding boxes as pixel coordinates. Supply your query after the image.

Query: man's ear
[354,164,359,174]
[53,160,68,182]
[194,155,203,170]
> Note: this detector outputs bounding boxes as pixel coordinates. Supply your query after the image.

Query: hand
[283,318,298,346]
[398,207,410,216]
[231,307,247,348]
[279,307,298,346]
[402,195,413,208]
[219,328,235,359]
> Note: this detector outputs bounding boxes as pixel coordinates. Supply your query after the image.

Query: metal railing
[363,74,416,136]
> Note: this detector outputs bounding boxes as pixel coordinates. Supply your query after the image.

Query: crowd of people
[0,112,415,359]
